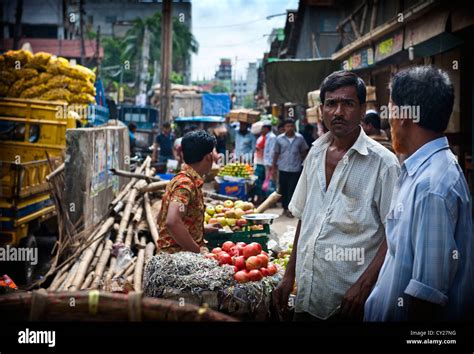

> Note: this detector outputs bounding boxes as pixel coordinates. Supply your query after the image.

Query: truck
[0,98,82,284]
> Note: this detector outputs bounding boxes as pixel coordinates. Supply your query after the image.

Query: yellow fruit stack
[0,50,96,104]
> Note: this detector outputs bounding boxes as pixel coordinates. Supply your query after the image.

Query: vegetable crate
[205,225,270,251]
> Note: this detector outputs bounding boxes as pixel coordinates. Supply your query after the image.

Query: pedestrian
[272,119,308,218]
[227,119,256,164]
[301,124,315,147]
[174,125,197,165]
[272,70,400,321]
[252,122,266,205]
[152,122,176,165]
[263,120,276,194]
[156,130,221,253]
[361,110,394,152]
[128,122,137,156]
[364,66,473,321]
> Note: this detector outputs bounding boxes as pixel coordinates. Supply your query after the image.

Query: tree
[211,84,229,93]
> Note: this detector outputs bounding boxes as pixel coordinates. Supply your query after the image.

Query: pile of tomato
[206,241,279,283]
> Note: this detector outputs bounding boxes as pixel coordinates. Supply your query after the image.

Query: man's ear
[360,103,366,120]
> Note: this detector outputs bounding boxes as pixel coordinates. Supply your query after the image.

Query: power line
[200,37,266,48]
[194,17,267,29]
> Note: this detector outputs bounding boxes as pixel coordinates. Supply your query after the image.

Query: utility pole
[12,0,23,50]
[137,25,150,106]
[95,25,101,77]
[160,0,173,124]
[79,0,85,65]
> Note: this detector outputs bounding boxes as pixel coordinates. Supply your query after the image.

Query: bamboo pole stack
[46,157,170,293]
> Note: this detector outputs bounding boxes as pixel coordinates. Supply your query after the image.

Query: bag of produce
[7,77,38,97]
[0,70,16,85]
[68,79,96,95]
[14,68,38,80]
[40,88,71,102]
[3,50,33,68]
[19,84,48,99]
[25,51,52,71]
[36,72,53,85]
[46,56,69,75]
[46,75,71,89]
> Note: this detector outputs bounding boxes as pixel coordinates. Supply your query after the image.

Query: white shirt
[288,128,400,319]
[263,131,276,167]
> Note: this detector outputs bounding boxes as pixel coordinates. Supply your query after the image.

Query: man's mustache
[331,117,347,124]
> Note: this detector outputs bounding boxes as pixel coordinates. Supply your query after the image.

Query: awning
[265,59,341,105]
[174,116,225,123]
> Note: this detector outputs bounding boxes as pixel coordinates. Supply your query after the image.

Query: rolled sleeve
[405,279,449,306]
[288,159,308,219]
[407,193,458,305]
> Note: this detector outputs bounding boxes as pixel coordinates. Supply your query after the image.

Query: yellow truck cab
[0,97,80,283]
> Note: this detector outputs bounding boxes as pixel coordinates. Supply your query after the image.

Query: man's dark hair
[320,70,366,104]
[162,122,171,129]
[128,122,137,131]
[284,118,295,126]
[390,66,454,133]
[363,111,381,130]
[181,130,216,164]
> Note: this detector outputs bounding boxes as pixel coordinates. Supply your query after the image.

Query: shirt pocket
[329,192,371,235]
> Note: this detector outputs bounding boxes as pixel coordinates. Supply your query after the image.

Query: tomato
[204,253,217,260]
[261,251,269,257]
[229,245,243,257]
[217,252,233,266]
[247,269,263,282]
[234,270,249,283]
[260,267,270,276]
[212,247,222,255]
[236,242,247,248]
[243,244,260,259]
[245,256,261,270]
[233,266,239,273]
[267,263,278,275]
[250,242,262,253]
[222,241,235,253]
[234,256,245,270]
[256,254,268,268]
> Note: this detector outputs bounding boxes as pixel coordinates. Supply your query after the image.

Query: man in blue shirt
[152,122,176,164]
[364,66,473,321]
[227,121,256,163]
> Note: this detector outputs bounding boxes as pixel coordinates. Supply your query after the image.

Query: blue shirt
[364,137,474,321]
[230,127,256,161]
[274,133,308,172]
[155,133,175,157]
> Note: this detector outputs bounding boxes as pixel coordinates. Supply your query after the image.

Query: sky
[191,0,299,82]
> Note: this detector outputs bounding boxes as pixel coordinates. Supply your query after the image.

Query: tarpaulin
[265,59,340,105]
[202,93,231,116]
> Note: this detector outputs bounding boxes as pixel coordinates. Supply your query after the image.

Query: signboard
[343,47,374,71]
[375,30,404,62]
[91,132,107,197]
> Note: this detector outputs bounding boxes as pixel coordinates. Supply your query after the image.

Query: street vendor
[156,130,220,253]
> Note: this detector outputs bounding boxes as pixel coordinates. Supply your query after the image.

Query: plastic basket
[205,225,270,251]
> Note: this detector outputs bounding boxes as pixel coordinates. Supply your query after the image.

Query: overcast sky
[191,0,299,82]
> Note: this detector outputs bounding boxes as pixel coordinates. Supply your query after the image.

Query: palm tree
[120,11,198,87]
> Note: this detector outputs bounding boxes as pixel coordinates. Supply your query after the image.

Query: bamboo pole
[255,191,282,213]
[124,223,134,249]
[46,162,65,181]
[109,168,161,182]
[69,216,115,291]
[116,189,138,243]
[143,192,159,245]
[80,271,95,290]
[110,156,150,206]
[133,236,146,292]
[145,242,155,265]
[91,239,113,289]
[138,181,169,193]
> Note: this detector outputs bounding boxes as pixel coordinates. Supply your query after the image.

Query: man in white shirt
[273,70,400,321]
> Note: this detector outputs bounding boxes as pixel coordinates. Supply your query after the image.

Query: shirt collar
[311,126,369,156]
[182,164,204,188]
[402,137,450,177]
